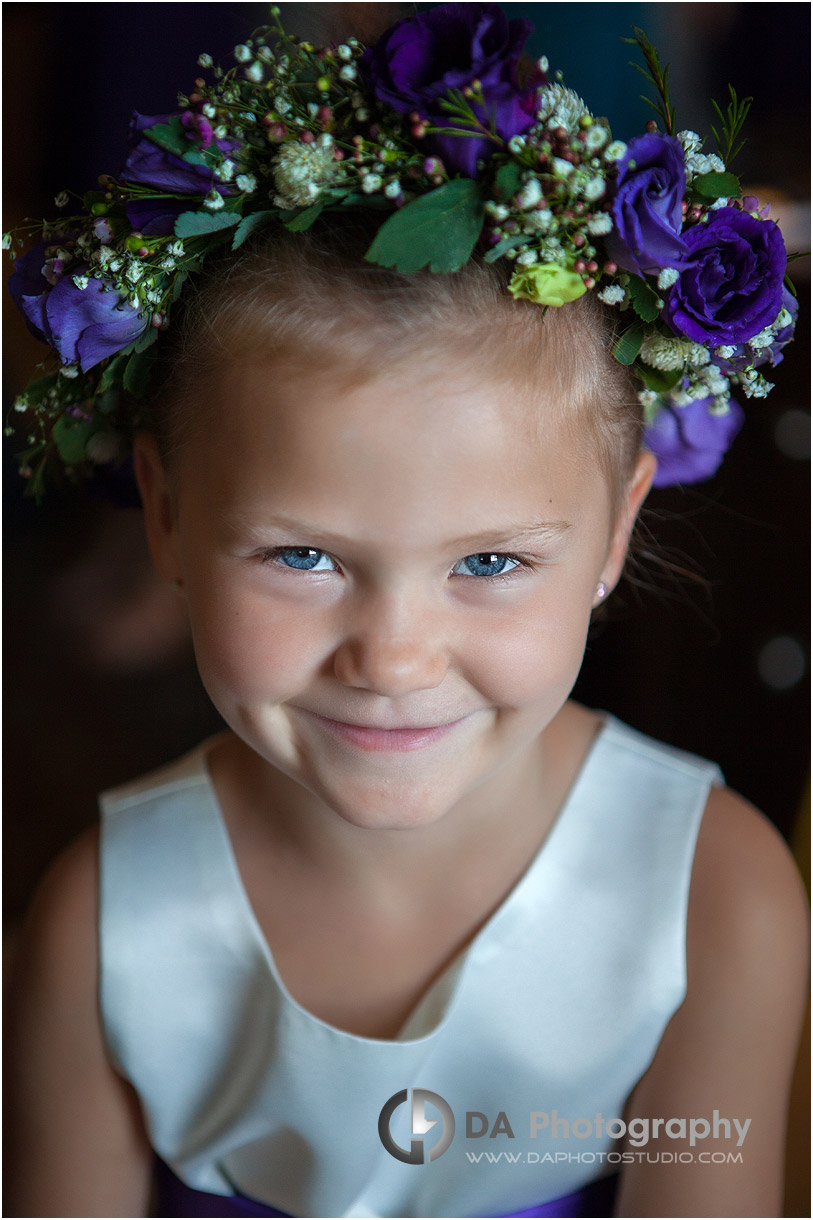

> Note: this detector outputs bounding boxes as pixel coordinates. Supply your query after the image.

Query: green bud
[316,76,330,93]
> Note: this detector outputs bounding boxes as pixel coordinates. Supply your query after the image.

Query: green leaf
[232,209,278,250]
[483,233,529,263]
[174,210,241,239]
[95,386,120,416]
[494,162,522,201]
[123,351,155,399]
[636,362,683,393]
[98,354,127,393]
[20,371,58,407]
[693,171,740,200]
[627,276,661,323]
[365,180,485,274]
[144,116,190,159]
[53,414,95,465]
[613,323,645,365]
[133,325,160,355]
[284,203,325,232]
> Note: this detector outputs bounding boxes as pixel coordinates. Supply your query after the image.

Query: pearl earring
[596,581,607,599]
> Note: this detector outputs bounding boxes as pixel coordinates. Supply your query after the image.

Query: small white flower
[582,176,606,202]
[339,64,357,82]
[552,157,574,178]
[715,345,736,360]
[13,395,29,412]
[197,53,214,69]
[748,327,774,352]
[159,257,176,272]
[637,389,659,409]
[640,334,709,371]
[240,111,256,124]
[337,44,353,61]
[236,173,257,192]
[245,62,264,84]
[384,180,402,199]
[604,141,627,163]
[273,136,340,208]
[2,232,11,250]
[507,135,527,153]
[108,257,123,272]
[202,102,217,119]
[257,45,275,64]
[54,191,70,209]
[516,250,539,266]
[234,44,252,63]
[584,125,608,153]
[587,212,613,237]
[708,196,730,210]
[516,178,543,209]
[128,295,140,309]
[657,268,679,291]
[203,189,225,210]
[125,263,144,284]
[739,373,771,399]
[354,108,369,123]
[167,240,185,257]
[537,55,549,74]
[214,125,228,140]
[274,96,292,116]
[598,285,625,306]
[218,159,236,182]
[537,83,590,134]
[521,208,553,234]
[485,202,510,222]
[677,130,702,153]
[361,172,382,194]
[72,274,89,290]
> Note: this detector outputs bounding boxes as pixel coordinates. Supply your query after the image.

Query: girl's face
[137,351,654,831]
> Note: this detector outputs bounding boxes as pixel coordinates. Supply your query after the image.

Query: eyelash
[259,547,539,585]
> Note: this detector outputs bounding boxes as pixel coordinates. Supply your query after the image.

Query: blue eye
[453,553,521,578]
[265,547,336,571]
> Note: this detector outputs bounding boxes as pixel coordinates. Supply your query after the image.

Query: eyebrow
[235,514,573,550]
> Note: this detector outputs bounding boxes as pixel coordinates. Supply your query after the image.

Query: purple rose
[121,111,241,234]
[645,394,745,487]
[662,206,787,346]
[9,246,148,372]
[362,2,536,177]
[713,285,798,375]
[604,133,688,276]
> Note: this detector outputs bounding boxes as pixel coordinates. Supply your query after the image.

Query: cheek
[457,586,593,709]
[185,574,330,705]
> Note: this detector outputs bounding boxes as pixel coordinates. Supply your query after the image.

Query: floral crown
[6,2,799,497]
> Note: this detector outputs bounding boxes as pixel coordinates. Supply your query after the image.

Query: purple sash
[154,1157,620,1218]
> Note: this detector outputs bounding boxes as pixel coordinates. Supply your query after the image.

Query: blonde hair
[148,215,644,521]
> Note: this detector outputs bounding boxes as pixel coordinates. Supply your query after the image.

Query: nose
[332,591,449,696]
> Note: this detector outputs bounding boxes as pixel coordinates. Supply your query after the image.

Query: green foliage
[143,116,190,159]
[710,86,753,167]
[232,210,278,250]
[284,203,326,232]
[483,233,530,264]
[365,180,485,274]
[494,162,522,201]
[627,276,661,323]
[174,210,241,239]
[636,362,683,393]
[623,27,675,135]
[692,171,740,200]
[53,414,96,465]
[123,350,155,399]
[613,322,645,365]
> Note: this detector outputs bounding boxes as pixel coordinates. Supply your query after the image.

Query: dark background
[3,2,809,1211]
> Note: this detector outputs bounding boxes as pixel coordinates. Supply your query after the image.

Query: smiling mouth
[303,711,470,753]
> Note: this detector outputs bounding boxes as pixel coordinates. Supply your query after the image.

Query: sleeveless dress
[98,711,723,1219]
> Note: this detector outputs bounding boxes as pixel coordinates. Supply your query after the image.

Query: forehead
[176,351,610,542]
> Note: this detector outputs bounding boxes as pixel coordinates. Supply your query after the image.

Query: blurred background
[3,3,809,1210]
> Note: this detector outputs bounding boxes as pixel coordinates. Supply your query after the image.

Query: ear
[132,431,183,583]
[598,449,657,598]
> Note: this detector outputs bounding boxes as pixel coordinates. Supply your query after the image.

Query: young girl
[6,5,808,1217]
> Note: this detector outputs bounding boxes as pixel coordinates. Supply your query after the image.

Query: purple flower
[121,111,240,234]
[604,133,688,276]
[645,394,745,487]
[9,246,148,372]
[662,206,787,347]
[361,2,536,177]
[713,285,798,375]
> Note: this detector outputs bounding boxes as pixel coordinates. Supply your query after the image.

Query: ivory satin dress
[99,712,722,1218]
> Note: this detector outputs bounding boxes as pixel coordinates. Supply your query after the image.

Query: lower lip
[307,713,467,753]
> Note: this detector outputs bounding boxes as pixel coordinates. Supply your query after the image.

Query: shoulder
[689,784,809,979]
